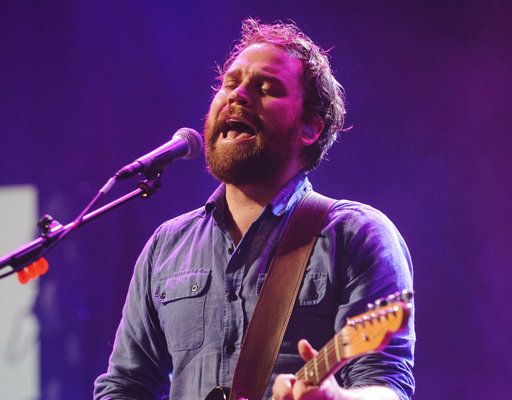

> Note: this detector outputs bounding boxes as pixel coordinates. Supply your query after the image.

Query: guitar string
[296,306,404,380]
[296,317,397,383]
[297,324,388,383]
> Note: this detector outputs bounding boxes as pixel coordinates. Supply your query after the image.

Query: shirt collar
[202,171,311,219]
[269,171,311,216]
[204,184,225,215]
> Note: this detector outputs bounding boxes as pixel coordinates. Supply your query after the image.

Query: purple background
[1,2,511,399]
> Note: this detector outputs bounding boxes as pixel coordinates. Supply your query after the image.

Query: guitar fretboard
[295,302,409,385]
[296,330,347,385]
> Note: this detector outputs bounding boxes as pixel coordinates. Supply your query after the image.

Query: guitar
[206,290,413,400]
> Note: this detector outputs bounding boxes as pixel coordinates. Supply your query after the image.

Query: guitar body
[205,386,230,400]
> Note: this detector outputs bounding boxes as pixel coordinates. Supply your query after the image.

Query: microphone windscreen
[174,128,203,159]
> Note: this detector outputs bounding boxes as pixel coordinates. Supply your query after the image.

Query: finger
[291,379,321,400]
[272,373,296,400]
[297,339,318,362]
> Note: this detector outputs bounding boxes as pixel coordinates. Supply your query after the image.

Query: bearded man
[94,19,415,400]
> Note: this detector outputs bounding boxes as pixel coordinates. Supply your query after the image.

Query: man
[94,19,414,400]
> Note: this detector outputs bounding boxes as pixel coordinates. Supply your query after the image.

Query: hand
[271,339,347,400]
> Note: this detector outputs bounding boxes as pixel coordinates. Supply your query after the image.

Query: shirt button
[226,344,236,354]
[159,291,166,300]
[228,292,238,301]
[191,284,199,292]
[227,247,234,255]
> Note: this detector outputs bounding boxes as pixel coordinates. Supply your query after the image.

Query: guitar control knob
[401,289,414,301]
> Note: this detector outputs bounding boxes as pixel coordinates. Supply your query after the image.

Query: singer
[94,19,414,400]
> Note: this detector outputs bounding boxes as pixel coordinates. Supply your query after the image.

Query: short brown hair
[219,18,346,171]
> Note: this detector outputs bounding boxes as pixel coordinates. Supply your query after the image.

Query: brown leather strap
[229,191,336,400]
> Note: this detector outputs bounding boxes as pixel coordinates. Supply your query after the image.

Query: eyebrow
[223,69,285,86]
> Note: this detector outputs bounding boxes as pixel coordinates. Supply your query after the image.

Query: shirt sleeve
[334,204,415,400]
[94,226,172,400]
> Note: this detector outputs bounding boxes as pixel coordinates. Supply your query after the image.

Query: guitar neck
[295,299,410,385]
[295,331,346,385]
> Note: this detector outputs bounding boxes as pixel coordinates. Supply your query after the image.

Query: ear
[300,115,324,146]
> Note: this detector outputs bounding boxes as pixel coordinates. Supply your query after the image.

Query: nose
[227,84,251,107]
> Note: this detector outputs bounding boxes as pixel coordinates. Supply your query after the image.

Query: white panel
[0,186,39,400]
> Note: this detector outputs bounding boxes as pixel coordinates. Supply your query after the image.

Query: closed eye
[261,82,279,94]
[222,80,239,90]
[257,81,285,97]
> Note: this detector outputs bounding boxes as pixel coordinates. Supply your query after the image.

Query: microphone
[115,128,203,180]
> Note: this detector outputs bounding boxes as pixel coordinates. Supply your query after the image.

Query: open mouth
[221,119,256,140]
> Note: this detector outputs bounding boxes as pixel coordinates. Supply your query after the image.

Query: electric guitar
[205,290,413,400]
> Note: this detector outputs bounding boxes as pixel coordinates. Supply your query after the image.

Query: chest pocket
[256,271,328,306]
[155,269,211,352]
[297,271,328,306]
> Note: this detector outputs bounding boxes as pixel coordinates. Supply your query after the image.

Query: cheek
[211,91,227,112]
[262,100,302,129]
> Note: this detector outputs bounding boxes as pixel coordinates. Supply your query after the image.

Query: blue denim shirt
[94,173,415,400]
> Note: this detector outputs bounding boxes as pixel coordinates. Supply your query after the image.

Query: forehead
[226,43,303,81]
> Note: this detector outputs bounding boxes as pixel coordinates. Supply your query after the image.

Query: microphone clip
[138,176,162,198]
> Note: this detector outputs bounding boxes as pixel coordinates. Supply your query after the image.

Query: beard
[204,105,300,186]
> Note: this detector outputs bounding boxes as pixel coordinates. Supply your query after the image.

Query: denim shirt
[94,173,415,400]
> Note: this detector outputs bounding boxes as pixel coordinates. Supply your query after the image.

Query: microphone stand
[0,175,162,280]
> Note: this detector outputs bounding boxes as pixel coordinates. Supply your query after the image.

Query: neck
[224,163,303,244]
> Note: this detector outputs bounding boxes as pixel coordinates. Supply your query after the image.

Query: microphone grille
[174,128,203,159]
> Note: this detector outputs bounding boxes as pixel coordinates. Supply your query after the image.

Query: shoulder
[155,206,207,239]
[325,198,400,236]
[329,198,386,218]
[140,206,207,260]
[321,197,410,261]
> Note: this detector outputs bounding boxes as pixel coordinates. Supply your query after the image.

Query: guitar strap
[229,190,336,400]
